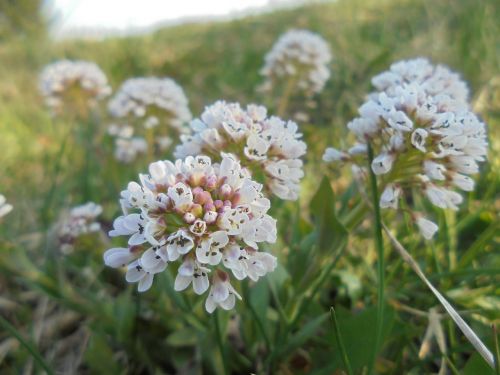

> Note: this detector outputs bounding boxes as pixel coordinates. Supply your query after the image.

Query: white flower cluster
[107,124,148,163]
[39,60,111,111]
[107,77,191,163]
[58,202,102,253]
[260,29,332,95]
[175,101,307,200]
[323,58,488,239]
[371,58,469,104]
[103,154,277,313]
[0,195,13,218]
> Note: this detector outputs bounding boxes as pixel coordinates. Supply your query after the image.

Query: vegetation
[0,0,498,373]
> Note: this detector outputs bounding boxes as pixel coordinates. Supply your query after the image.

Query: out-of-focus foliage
[0,0,46,40]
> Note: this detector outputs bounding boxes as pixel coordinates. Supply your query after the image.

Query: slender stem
[493,325,500,375]
[276,76,296,117]
[242,281,272,351]
[267,278,288,325]
[214,311,229,375]
[288,245,345,329]
[330,307,353,375]
[443,211,459,364]
[367,143,385,375]
[443,354,461,375]
[145,126,155,162]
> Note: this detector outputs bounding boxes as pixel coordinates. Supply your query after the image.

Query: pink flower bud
[195,191,212,205]
[220,184,232,198]
[204,202,215,212]
[192,187,203,195]
[205,175,217,190]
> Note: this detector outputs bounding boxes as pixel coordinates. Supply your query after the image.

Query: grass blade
[0,315,54,375]
[382,223,495,369]
[214,310,229,375]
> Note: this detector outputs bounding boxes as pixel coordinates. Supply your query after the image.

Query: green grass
[0,0,499,373]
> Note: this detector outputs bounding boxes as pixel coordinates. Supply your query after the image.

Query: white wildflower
[416,216,439,240]
[411,128,428,152]
[174,258,210,295]
[205,270,242,313]
[103,154,277,312]
[114,137,148,163]
[223,245,277,281]
[0,195,13,218]
[323,147,349,162]
[379,184,402,209]
[174,101,307,200]
[58,202,102,253]
[39,60,110,113]
[260,29,332,96]
[323,58,488,239]
[371,57,469,104]
[371,152,395,175]
[108,77,191,162]
[108,77,191,132]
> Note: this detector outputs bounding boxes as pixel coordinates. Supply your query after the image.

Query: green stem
[242,281,272,351]
[443,211,459,364]
[493,325,500,375]
[367,143,385,375]
[267,278,289,325]
[214,311,229,375]
[288,244,345,329]
[276,76,296,117]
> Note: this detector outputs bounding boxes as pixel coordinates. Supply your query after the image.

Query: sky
[48,0,290,36]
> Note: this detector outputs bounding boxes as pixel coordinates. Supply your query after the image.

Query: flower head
[0,195,13,218]
[103,154,277,312]
[324,58,488,239]
[371,58,469,104]
[107,77,191,162]
[260,29,332,96]
[58,202,102,253]
[39,60,111,114]
[175,101,307,200]
[114,137,148,164]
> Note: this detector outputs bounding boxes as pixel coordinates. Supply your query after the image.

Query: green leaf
[249,278,270,322]
[463,353,496,375]
[330,307,353,375]
[330,305,395,373]
[114,292,136,342]
[85,332,122,375]
[309,176,348,253]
